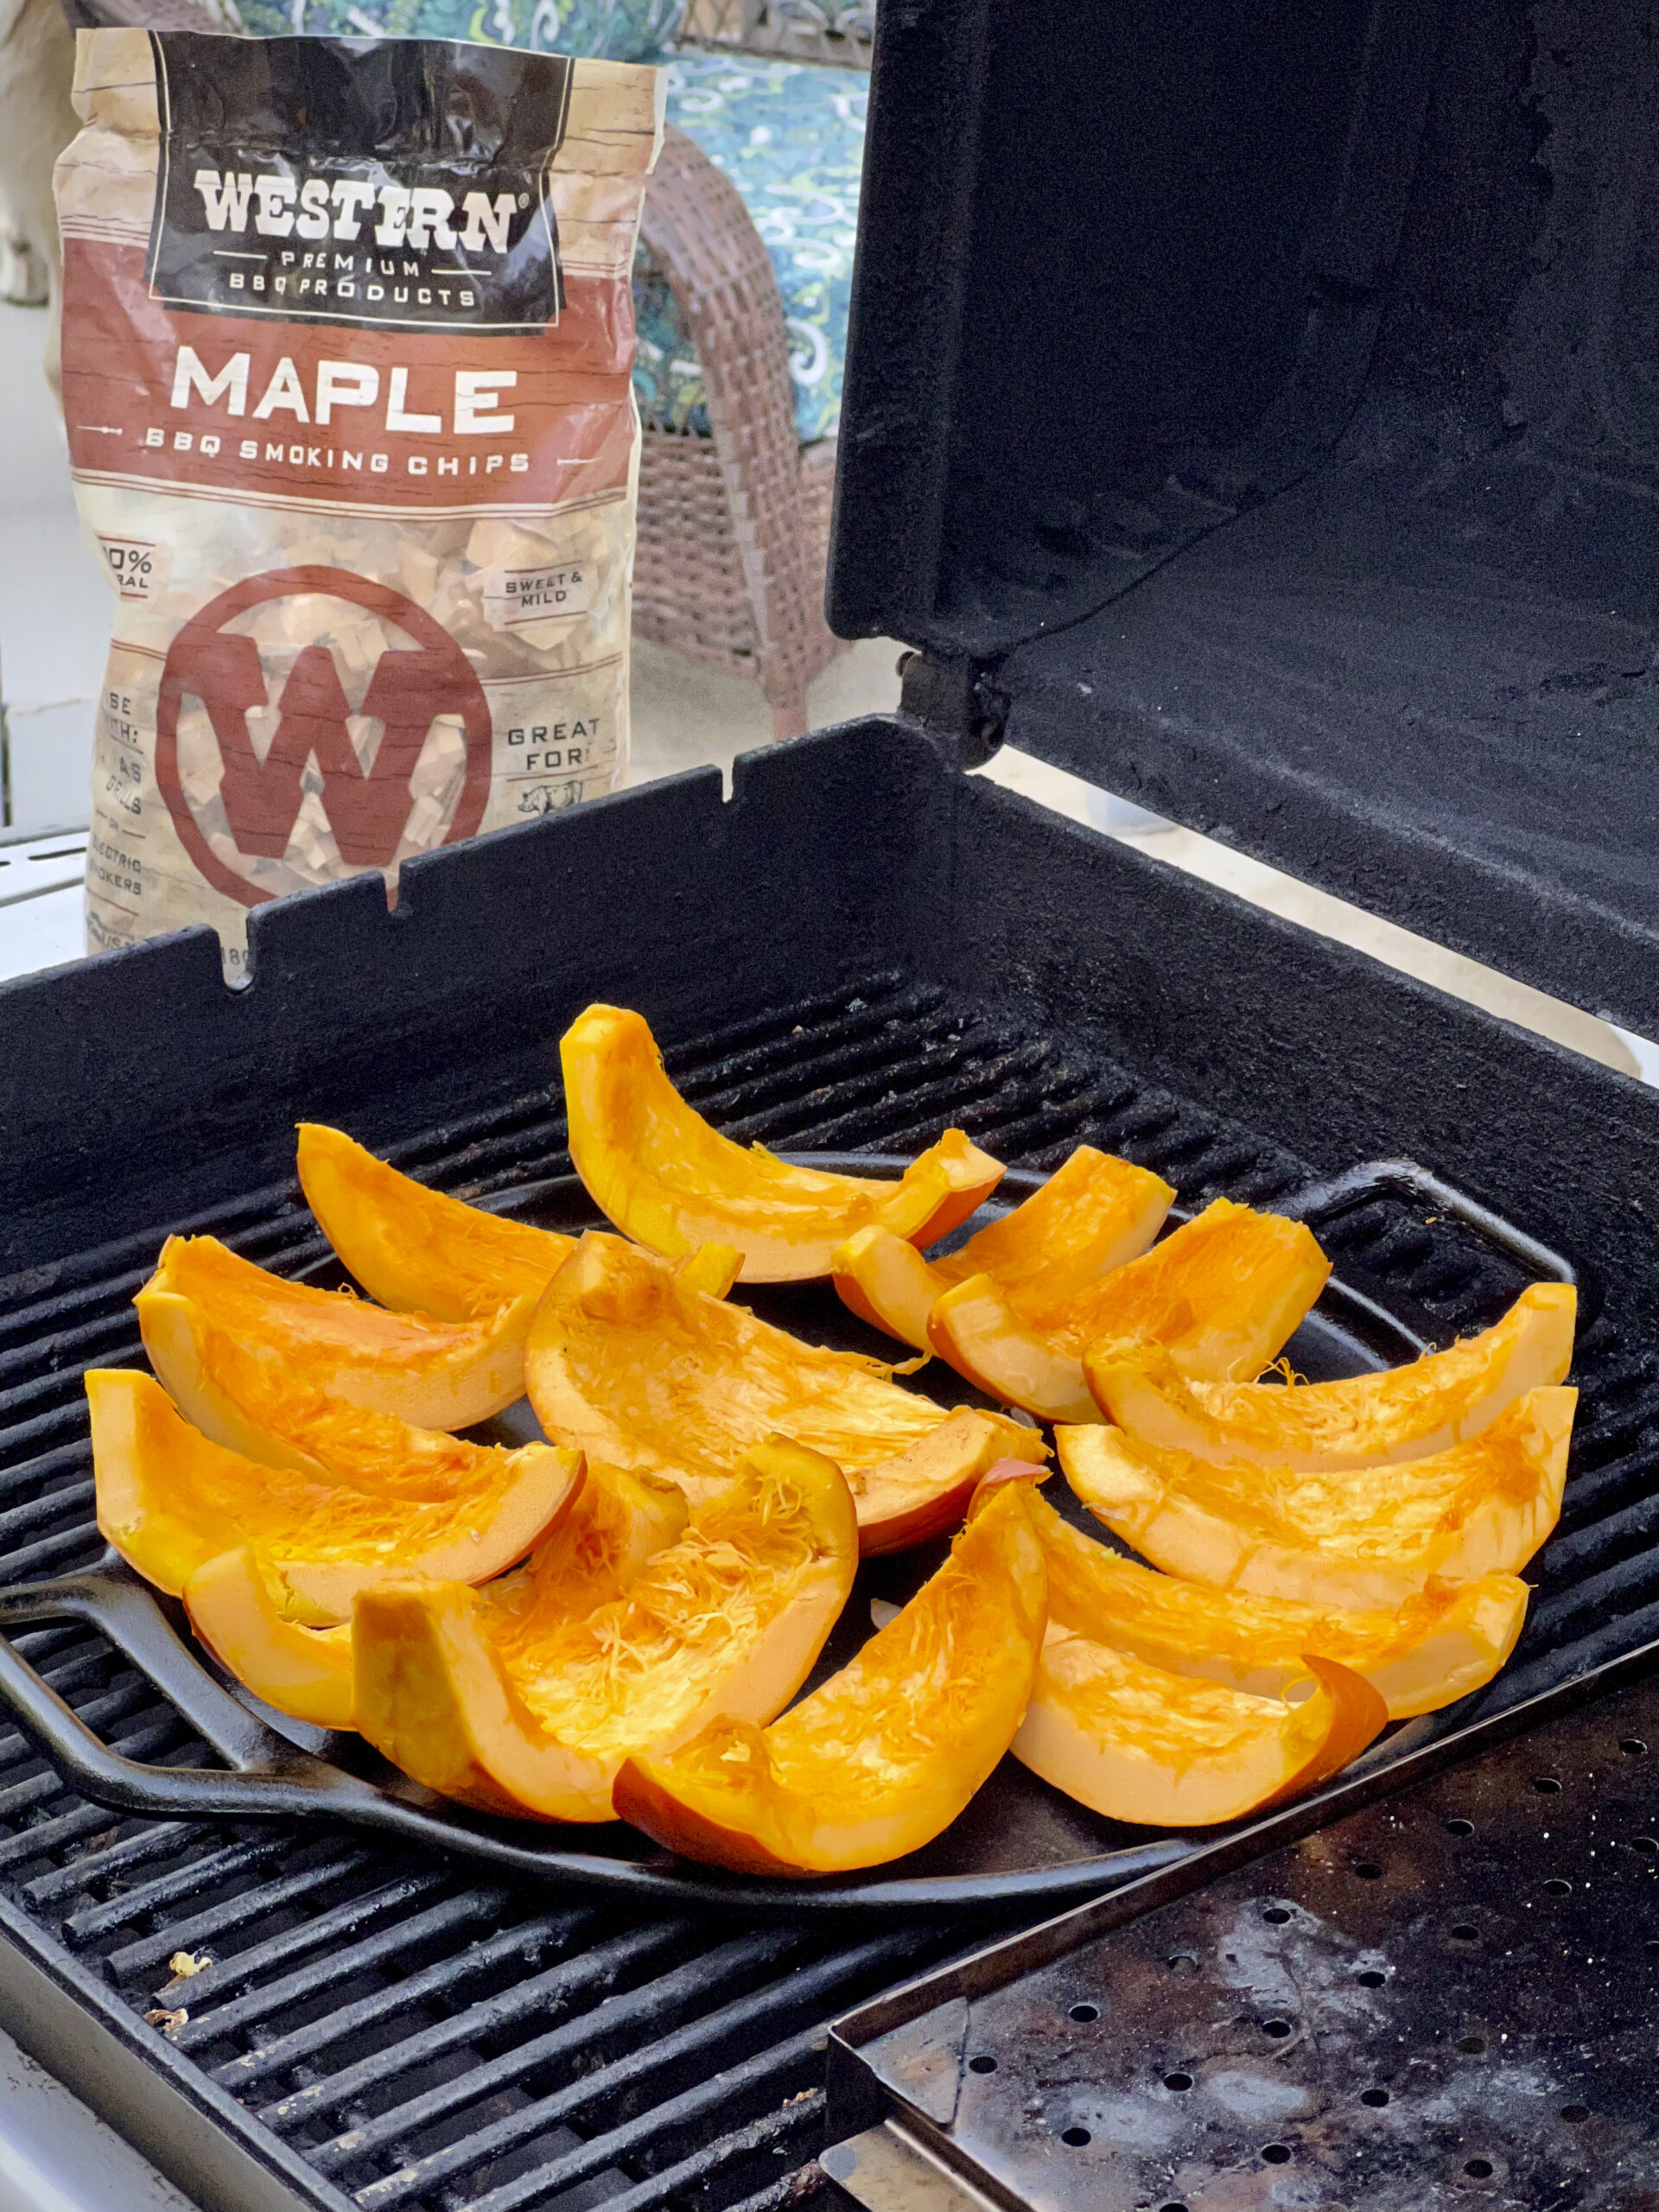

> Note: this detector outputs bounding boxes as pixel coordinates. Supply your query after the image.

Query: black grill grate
[2,970,1656,2212]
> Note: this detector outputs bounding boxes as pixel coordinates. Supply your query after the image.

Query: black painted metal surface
[833,1,1659,1036]
[829,1654,1659,2210]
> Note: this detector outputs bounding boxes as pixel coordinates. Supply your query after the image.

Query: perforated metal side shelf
[827,1661,1659,2212]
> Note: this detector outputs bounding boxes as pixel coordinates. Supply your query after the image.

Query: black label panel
[145,34,573,333]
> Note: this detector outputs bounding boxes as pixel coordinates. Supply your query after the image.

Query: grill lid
[830,0,1659,1039]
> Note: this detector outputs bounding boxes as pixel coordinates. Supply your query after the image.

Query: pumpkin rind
[525,1231,1042,1553]
[1014,1641,1387,1826]
[613,1481,1048,1875]
[1087,1281,1578,1468]
[352,1436,859,1822]
[140,1235,534,1429]
[928,1198,1331,1421]
[1025,1487,1527,1718]
[560,1003,1003,1282]
[89,1368,582,1619]
[296,1122,573,1319]
[1058,1386,1574,1609]
[833,1147,1176,1350]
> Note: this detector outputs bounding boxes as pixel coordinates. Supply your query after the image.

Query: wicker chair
[63,0,852,739]
[633,121,842,738]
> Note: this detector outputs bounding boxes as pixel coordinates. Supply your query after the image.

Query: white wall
[0,300,109,837]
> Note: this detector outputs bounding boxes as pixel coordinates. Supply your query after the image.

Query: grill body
[3,725,1659,2209]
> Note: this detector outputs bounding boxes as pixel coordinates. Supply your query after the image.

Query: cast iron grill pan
[0,980,1578,1916]
[0,972,1641,2212]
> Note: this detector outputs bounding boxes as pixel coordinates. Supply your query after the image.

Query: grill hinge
[897,652,1008,771]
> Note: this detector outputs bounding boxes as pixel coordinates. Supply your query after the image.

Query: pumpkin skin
[351,1436,858,1822]
[139,1235,533,1430]
[560,1003,1004,1282]
[525,1231,1043,1554]
[88,1368,582,1620]
[181,1460,687,1732]
[832,1146,1174,1351]
[296,1122,573,1319]
[1058,1386,1574,1611]
[613,1480,1047,1875]
[1014,1640,1387,1827]
[927,1198,1332,1422]
[1024,1486,1528,1719]
[1087,1281,1578,1469]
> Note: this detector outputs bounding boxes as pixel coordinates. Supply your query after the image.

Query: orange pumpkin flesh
[832,1146,1175,1351]
[476,1459,690,1636]
[1088,1281,1578,1469]
[140,1236,533,1430]
[560,1003,1003,1282]
[296,1122,573,1320]
[89,1369,582,1620]
[181,1460,687,1732]
[525,1232,1042,1554]
[128,1292,582,1586]
[1026,1488,1527,1719]
[1058,1386,1574,1610]
[184,1549,357,1730]
[352,1436,858,1822]
[927,1198,1332,1421]
[613,1480,1047,1875]
[1014,1642,1387,1827]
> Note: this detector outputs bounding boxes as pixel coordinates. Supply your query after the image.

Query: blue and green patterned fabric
[634,52,866,446]
[240,0,678,56]
[227,11,864,448]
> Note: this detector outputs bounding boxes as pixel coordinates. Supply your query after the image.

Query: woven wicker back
[676,0,873,70]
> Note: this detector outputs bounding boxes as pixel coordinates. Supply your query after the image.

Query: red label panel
[61,236,636,512]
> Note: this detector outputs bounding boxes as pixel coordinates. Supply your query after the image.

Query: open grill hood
[831,0,1659,1039]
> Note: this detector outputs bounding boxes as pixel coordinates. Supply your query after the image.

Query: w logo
[156,567,493,909]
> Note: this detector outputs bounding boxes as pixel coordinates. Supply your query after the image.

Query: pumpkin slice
[139,1235,533,1429]
[1024,1486,1527,1718]
[525,1232,1042,1554]
[927,1198,1331,1422]
[182,1461,687,1732]
[352,1436,858,1822]
[613,1479,1047,1875]
[1088,1281,1578,1469]
[137,1287,558,1502]
[560,1003,1004,1282]
[1014,1638,1386,1827]
[832,1147,1175,1350]
[184,1549,358,1731]
[89,1368,582,1619]
[1058,1386,1574,1610]
[296,1122,574,1320]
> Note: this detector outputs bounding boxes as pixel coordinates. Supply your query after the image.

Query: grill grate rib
[1,968,1656,2212]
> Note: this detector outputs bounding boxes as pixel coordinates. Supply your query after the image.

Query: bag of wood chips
[55,29,662,972]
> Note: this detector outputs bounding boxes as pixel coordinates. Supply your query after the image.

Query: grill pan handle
[0,1564,381,1808]
[0,1561,1197,1912]
[1279,1156,1578,1287]
[0,1567,310,1772]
